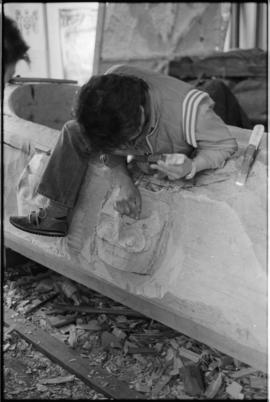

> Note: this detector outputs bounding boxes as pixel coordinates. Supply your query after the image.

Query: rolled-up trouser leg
[37,120,92,209]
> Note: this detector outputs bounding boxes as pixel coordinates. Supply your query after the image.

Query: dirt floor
[3,252,268,400]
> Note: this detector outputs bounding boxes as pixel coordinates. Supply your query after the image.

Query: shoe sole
[10,221,67,237]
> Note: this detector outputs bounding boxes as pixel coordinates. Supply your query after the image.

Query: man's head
[3,15,30,83]
[75,73,149,153]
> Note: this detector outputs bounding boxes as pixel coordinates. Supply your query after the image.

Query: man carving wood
[10,64,238,236]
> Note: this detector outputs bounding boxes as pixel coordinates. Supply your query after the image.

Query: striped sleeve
[182,89,209,148]
[104,64,125,75]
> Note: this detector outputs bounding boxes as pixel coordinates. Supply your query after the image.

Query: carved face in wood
[95,188,170,275]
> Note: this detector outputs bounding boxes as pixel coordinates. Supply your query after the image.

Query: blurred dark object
[4,248,29,268]
[169,48,267,130]
[196,78,252,129]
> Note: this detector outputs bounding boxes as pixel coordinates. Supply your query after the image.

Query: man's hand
[150,154,194,180]
[107,155,141,219]
[114,174,141,219]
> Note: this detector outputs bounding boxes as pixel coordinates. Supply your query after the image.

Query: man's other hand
[150,154,193,180]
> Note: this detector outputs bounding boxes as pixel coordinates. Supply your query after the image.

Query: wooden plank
[52,303,146,318]
[4,308,144,400]
[4,233,267,373]
[10,77,78,84]
[231,367,258,379]
[179,347,200,363]
[24,293,59,316]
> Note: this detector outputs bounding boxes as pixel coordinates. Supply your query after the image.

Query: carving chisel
[101,152,162,164]
[132,153,186,164]
[113,151,187,164]
[235,124,264,186]
[130,154,163,163]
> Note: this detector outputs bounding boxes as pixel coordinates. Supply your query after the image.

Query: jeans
[37,120,94,208]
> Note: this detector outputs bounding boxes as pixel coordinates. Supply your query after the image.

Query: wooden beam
[52,303,146,318]
[4,232,267,373]
[9,77,78,84]
[3,91,267,375]
[4,308,144,399]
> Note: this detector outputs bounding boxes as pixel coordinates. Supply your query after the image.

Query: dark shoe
[9,208,68,237]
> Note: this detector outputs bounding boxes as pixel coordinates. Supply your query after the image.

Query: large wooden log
[3,82,267,371]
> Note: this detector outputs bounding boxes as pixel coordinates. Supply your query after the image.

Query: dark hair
[3,15,30,72]
[75,73,149,153]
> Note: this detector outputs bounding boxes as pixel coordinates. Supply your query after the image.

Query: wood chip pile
[4,258,268,399]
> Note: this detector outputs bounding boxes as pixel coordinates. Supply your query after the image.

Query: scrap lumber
[231,367,258,380]
[39,375,75,385]
[179,347,200,363]
[127,347,156,355]
[24,293,59,316]
[52,303,146,318]
[183,363,205,396]
[204,372,223,399]
[49,314,79,329]
[4,308,144,399]
[25,271,54,284]
[226,381,244,399]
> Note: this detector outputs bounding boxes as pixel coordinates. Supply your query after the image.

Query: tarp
[99,3,231,73]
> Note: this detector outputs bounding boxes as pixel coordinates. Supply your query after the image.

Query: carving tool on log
[235,124,264,186]
[110,152,162,163]
[132,154,162,162]
[112,151,188,165]
[132,153,187,164]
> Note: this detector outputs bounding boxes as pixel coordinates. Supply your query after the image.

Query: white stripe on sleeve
[182,89,197,145]
[183,89,209,148]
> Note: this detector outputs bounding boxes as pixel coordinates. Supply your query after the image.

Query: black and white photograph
[2,2,268,399]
